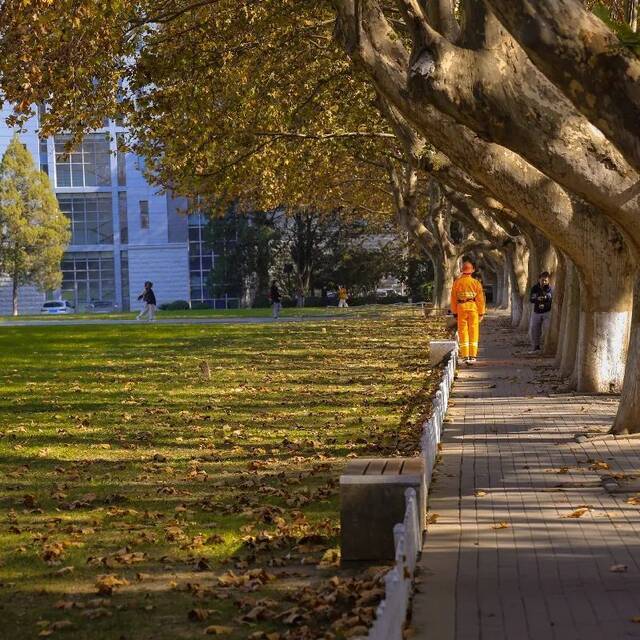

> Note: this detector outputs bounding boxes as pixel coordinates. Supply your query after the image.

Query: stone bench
[340,457,425,562]
[429,339,457,366]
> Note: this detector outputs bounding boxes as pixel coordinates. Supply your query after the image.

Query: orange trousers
[457,303,479,358]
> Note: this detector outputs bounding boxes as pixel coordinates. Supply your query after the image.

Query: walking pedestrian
[338,285,348,308]
[528,271,553,353]
[136,281,157,321]
[450,261,486,365]
[269,281,282,319]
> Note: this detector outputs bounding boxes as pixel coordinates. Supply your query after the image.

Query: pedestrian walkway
[412,315,640,640]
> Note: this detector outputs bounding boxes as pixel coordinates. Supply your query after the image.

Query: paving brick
[411,316,640,639]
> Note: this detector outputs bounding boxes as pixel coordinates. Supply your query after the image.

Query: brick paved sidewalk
[411,315,640,640]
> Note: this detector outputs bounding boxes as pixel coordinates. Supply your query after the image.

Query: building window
[61,251,115,308]
[54,134,112,187]
[120,250,129,311]
[118,192,128,244]
[39,139,49,175]
[57,193,113,245]
[116,133,126,186]
[37,103,46,127]
[139,200,149,229]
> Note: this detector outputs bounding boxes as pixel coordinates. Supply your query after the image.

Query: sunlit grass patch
[0,310,445,639]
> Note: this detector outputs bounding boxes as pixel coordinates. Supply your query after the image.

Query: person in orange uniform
[450,261,486,365]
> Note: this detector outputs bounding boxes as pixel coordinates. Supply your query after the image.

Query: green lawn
[0,307,334,322]
[0,310,445,639]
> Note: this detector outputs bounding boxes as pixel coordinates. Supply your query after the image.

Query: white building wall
[127,244,190,310]
[0,103,194,314]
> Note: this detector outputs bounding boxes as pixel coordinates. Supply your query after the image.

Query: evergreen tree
[0,135,70,315]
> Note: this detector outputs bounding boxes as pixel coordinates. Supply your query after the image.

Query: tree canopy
[0,134,70,314]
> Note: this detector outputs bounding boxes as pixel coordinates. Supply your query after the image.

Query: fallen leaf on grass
[189,608,211,622]
[204,626,234,635]
[38,620,74,636]
[491,522,509,530]
[610,564,628,573]
[95,574,129,595]
[81,607,112,619]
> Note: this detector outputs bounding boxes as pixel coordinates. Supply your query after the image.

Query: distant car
[40,300,74,314]
[87,300,117,313]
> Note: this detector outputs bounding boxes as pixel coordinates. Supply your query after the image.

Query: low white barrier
[362,341,458,640]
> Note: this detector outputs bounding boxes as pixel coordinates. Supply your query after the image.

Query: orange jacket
[450,275,486,315]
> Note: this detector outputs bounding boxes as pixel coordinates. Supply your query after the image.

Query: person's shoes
[527,348,541,355]
[467,357,477,365]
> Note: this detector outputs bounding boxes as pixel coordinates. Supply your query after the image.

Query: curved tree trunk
[485,0,640,176]
[558,261,581,380]
[544,252,566,357]
[574,261,634,393]
[500,260,511,311]
[612,274,640,433]
[432,250,458,309]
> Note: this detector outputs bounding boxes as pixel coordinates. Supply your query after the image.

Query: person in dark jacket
[528,271,552,352]
[136,281,157,321]
[269,281,282,319]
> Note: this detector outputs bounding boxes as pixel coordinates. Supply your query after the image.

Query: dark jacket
[530,283,552,314]
[270,284,281,303]
[138,288,156,305]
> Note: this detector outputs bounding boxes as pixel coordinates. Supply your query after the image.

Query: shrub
[159,300,190,311]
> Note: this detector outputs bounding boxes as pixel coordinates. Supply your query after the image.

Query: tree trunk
[433,253,457,309]
[627,0,639,31]
[612,274,640,433]
[494,267,504,308]
[500,260,511,311]
[558,261,581,379]
[573,268,634,393]
[485,0,640,177]
[544,252,566,356]
[510,281,523,327]
[518,289,532,333]
[12,271,19,317]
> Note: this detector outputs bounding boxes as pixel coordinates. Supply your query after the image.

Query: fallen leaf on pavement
[610,564,628,573]
[564,507,592,518]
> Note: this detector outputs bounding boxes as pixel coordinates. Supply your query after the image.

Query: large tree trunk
[504,240,528,328]
[612,274,640,433]
[485,0,640,176]
[573,262,634,393]
[557,261,581,379]
[500,260,511,311]
[544,252,566,357]
[432,251,457,309]
[627,0,639,31]
[394,0,640,257]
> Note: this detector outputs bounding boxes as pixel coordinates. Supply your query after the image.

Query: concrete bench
[429,339,457,366]
[340,457,425,562]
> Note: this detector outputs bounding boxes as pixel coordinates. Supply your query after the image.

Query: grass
[0,309,446,639]
[0,307,335,322]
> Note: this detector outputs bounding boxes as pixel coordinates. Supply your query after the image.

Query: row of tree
[206,207,411,305]
[1,0,638,432]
